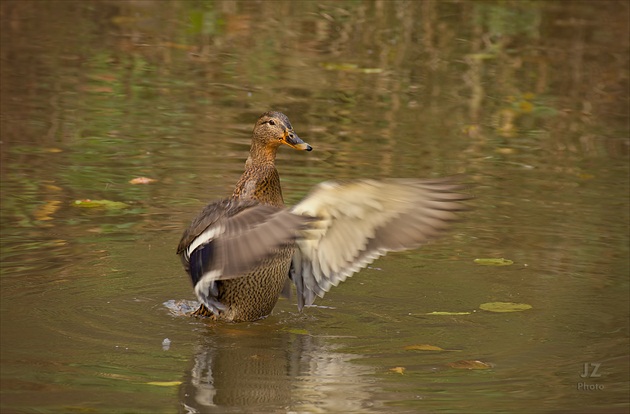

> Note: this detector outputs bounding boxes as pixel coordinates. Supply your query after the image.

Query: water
[1,1,628,413]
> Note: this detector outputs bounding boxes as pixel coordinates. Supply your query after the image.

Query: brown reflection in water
[179,325,377,413]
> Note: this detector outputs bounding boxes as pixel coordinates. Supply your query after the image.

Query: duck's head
[253,111,312,152]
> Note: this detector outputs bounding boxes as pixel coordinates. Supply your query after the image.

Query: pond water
[1,1,628,413]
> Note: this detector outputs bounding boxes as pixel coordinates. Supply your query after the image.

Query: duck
[177,111,468,322]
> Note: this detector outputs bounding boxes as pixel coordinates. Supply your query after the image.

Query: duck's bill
[284,133,313,151]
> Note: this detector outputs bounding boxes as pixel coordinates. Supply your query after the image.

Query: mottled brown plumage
[177,111,469,322]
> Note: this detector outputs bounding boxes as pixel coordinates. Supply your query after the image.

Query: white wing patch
[186,223,225,260]
[194,269,226,313]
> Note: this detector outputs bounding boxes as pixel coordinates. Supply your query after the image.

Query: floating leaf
[146,381,182,387]
[389,366,406,375]
[447,360,492,370]
[473,258,513,266]
[404,344,445,351]
[479,302,532,313]
[72,199,130,209]
[34,200,61,221]
[426,311,471,316]
[129,177,156,185]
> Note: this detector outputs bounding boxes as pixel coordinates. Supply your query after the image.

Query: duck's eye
[268,120,276,126]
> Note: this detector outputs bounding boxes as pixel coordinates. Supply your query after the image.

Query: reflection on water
[180,325,377,413]
[1,1,629,413]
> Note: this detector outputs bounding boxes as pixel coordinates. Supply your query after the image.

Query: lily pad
[479,302,532,313]
[447,360,492,370]
[146,381,182,387]
[426,311,471,316]
[72,199,130,209]
[389,366,406,375]
[473,258,513,266]
[129,177,156,185]
[404,344,445,351]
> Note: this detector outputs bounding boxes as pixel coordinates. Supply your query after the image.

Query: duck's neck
[248,139,278,165]
[231,142,284,207]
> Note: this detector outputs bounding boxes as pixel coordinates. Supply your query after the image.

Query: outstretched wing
[290,178,469,310]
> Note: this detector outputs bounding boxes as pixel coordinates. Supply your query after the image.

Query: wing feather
[290,178,469,310]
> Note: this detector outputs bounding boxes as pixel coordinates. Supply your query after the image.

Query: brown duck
[177,111,468,322]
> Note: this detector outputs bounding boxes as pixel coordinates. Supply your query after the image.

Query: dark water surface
[1,1,628,413]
